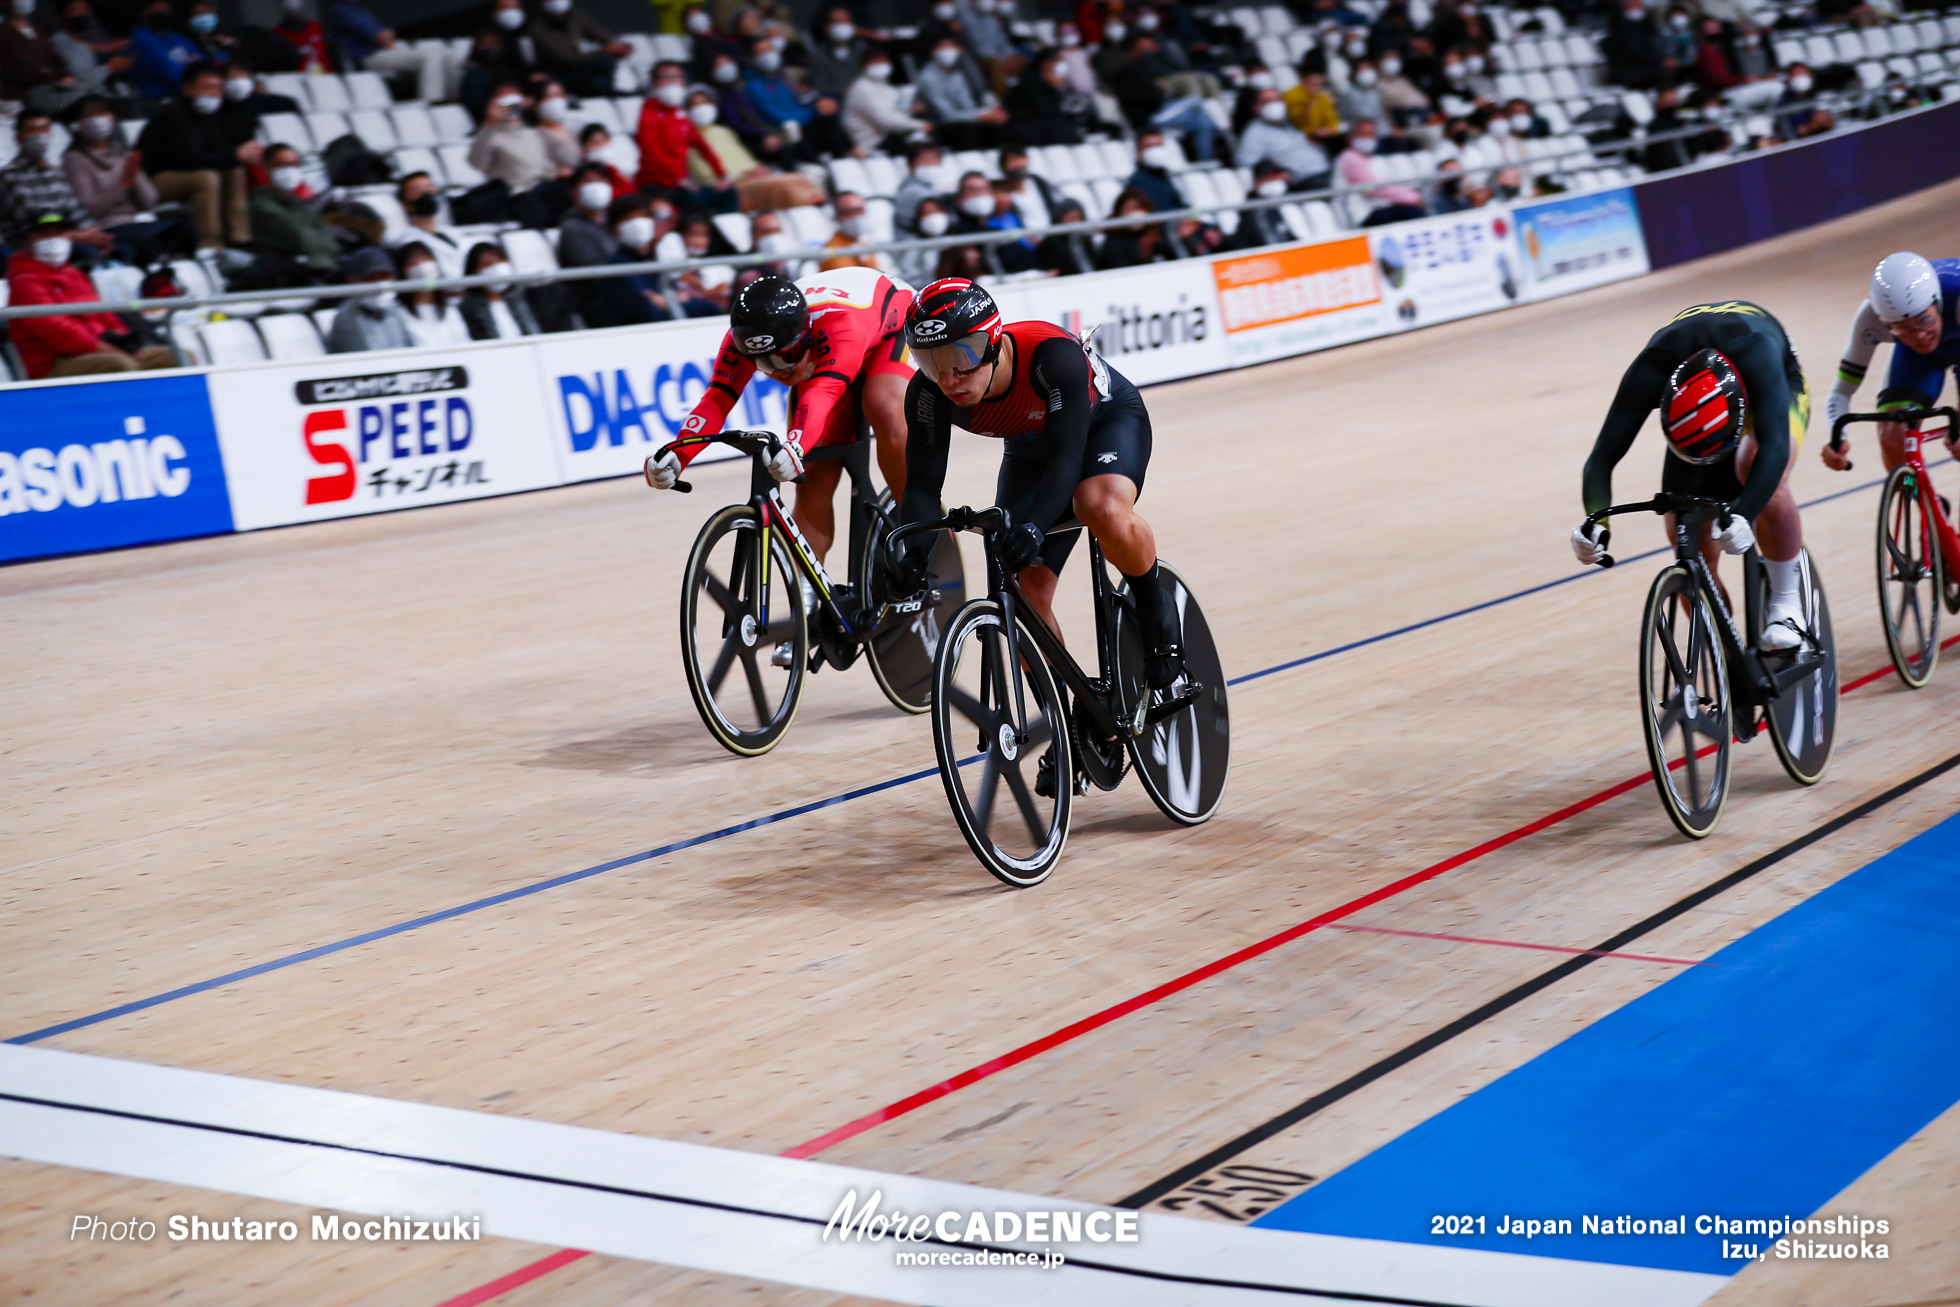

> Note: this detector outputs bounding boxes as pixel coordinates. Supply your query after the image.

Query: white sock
[1766,556,1802,615]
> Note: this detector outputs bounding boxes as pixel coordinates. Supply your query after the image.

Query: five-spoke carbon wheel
[1639,563,1731,840]
[680,504,807,756]
[930,600,1070,887]
[1115,561,1230,826]
[1877,465,1941,687]
[1766,548,1836,786]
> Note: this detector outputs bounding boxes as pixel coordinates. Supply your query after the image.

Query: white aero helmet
[1870,251,1938,324]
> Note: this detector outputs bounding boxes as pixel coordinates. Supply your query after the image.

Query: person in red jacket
[271,0,335,72]
[7,212,177,379]
[634,59,732,206]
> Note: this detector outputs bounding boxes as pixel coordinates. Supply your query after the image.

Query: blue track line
[6,467,1902,1046]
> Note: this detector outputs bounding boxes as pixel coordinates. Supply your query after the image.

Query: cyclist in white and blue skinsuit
[1822,251,1960,475]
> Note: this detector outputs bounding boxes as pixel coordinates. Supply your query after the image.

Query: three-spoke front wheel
[680,505,807,756]
[930,601,1071,887]
[1639,564,1731,840]
[1877,465,1941,688]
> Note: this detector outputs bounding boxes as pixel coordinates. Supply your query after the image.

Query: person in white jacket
[842,48,931,153]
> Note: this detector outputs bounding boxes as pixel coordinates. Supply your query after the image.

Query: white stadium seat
[261,72,308,107]
[312,307,339,340]
[712,211,752,251]
[498,229,559,276]
[348,109,398,152]
[1801,35,1835,66]
[1772,38,1804,67]
[827,156,874,195]
[345,71,392,109]
[259,112,311,152]
[1833,31,1867,63]
[785,205,835,245]
[304,74,352,112]
[395,146,443,184]
[438,144,485,186]
[198,319,268,367]
[430,103,476,143]
[1864,26,1896,56]
[304,111,349,147]
[390,105,440,148]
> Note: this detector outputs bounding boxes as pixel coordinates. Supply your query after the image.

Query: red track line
[436,638,1938,1304]
[1323,922,1711,964]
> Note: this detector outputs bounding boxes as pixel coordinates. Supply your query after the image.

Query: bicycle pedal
[1141,680,1204,729]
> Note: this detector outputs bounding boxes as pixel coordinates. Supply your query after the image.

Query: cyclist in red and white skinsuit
[644,267,914,563]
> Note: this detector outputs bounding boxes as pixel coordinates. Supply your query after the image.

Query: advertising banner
[0,373,232,563]
[535,319,780,484]
[1209,236,1390,366]
[1512,188,1649,299]
[1368,208,1522,330]
[208,342,561,531]
[991,259,1228,387]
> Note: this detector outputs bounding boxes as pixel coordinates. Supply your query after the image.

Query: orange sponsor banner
[1211,237,1381,333]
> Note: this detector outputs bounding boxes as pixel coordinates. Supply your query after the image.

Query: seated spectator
[1231,61,1275,132]
[1,111,112,259]
[459,240,541,339]
[843,46,929,155]
[138,63,261,250]
[818,190,884,271]
[1089,14,1128,87]
[1375,49,1428,124]
[894,140,945,232]
[1096,188,1172,269]
[1338,118,1424,225]
[578,123,634,196]
[126,0,199,99]
[529,0,632,99]
[744,35,814,139]
[272,0,333,73]
[63,98,181,261]
[654,209,731,317]
[1504,97,1549,138]
[1035,197,1094,275]
[1659,6,1697,71]
[1113,33,1217,161]
[1369,0,1418,63]
[1004,46,1084,147]
[393,170,466,280]
[958,0,1023,96]
[1604,0,1667,90]
[1731,24,1773,81]
[635,60,733,205]
[469,83,579,194]
[49,0,131,99]
[978,178,1040,272]
[685,86,815,209]
[395,241,471,347]
[3,0,81,112]
[744,208,796,279]
[897,195,949,286]
[1237,90,1331,190]
[702,51,776,149]
[996,144,1058,229]
[1122,129,1185,211]
[331,0,454,102]
[949,168,999,234]
[328,245,416,352]
[804,6,867,97]
[223,61,301,119]
[1312,0,1371,28]
[5,212,176,378]
[248,142,341,278]
[794,93,858,162]
[557,161,618,268]
[1429,157,1482,210]
[1425,0,1492,57]
[1054,21,1096,96]
[918,32,1006,150]
[683,4,744,84]
[934,239,987,282]
[1285,67,1342,141]
[460,27,527,121]
[1341,58,1385,125]
[1227,160,1296,249]
[1777,64,1831,140]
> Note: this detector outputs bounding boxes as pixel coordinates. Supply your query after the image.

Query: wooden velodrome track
[7,179,1960,1307]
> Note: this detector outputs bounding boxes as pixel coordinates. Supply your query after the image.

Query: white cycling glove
[1570,521,1609,566]
[644,449,681,490]
[765,437,805,485]
[1711,512,1756,556]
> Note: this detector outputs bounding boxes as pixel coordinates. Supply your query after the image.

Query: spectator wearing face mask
[1338,118,1423,225]
[1424,0,1492,61]
[1283,67,1342,141]
[470,83,579,193]
[271,0,333,73]
[1112,33,1217,161]
[794,93,858,162]
[1053,23,1096,95]
[557,161,623,268]
[62,97,178,259]
[247,142,340,279]
[917,34,1008,150]
[1691,18,1741,91]
[1372,49,1428,124]
[181,0,234,62]
[681,5,742,84]
[636,61,730,199]
[459,241,542,339]
[393,240,471,348]
[1096,188,1172,270]
[682,86,814,208]
[744,35,814,138]
[1237,90,1331,190]
[1121,130,1186,212]
[1777,63,1831,140]
[138,64,263,249]
[331,0,455,102]
[1658,6,1697,69]
[47,0,131,99]
[654,209,734,316]
[1604,0,1668,90]
[392,170,466,280]
[740,208,795,279]
[1004,46,1085,147]
[1089,15,1129,88]
[817,190,884,271]
[1430,47,1492,113]
[1231,62,1275,132]
[897,194,948,285]
[527,0,631,99]
[1340,57,1386,125]
[995,144,1058,229]
[698,52,772,148]
[1034,197,1093,275]
[218,62,298,153]
[126,0,200,99]
[328,245,417,353]
[1227,160,1296,249]
[7,212,179,377]
[805,6,868,98]
[893,140,945,231]
[1503,97,1548,138]
[843,46,930,154]
[0,111,113,257]
[578,123,634,196]
[1429,156,1478,211]
[1730,24,1772,81]
[461,27,526,121]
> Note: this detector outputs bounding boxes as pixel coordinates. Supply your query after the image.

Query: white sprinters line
[0,1046,1723,1307]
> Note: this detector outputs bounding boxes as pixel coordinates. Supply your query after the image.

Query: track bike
[1829,405,1960,687]
[1586,492,1836,839]
[888,505,1230,887]
[663,429,964,756]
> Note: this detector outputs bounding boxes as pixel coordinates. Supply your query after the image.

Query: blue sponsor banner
[0,373,233,563]
[1513,187,1649,299]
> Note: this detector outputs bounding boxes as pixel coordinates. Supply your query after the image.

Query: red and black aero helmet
[905,277,1004,373]
[1664,348,1747,464]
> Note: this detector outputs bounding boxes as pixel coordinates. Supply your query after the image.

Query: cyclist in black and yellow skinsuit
[1572,301,1812,651]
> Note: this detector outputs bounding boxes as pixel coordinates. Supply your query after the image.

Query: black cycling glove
[894,544,932,596]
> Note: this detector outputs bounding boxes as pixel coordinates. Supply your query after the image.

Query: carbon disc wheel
[861,491,966,714]
[1766,548,1836,785]
[1116,562,1230,826]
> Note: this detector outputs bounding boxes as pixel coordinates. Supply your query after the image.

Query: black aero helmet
[905,277,1004,374]
[729,274,810,365]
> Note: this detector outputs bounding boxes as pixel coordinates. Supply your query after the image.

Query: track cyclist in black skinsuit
[891,277,1193,797]
[1572,300,1813,651]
